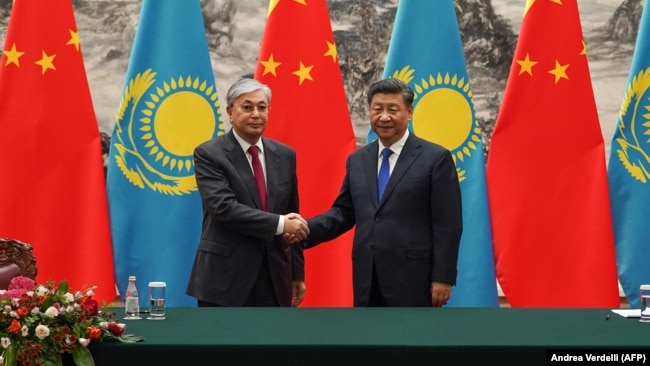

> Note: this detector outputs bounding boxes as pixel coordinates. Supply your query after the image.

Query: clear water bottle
[124,275,141,319]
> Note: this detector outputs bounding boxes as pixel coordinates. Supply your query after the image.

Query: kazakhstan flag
[608,3,650,309]
[370,0,497,307]
[107,0,224,307]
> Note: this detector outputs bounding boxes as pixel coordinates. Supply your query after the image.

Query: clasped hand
[283,213,309,244]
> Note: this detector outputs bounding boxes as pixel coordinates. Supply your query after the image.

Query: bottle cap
[129,275,136,280]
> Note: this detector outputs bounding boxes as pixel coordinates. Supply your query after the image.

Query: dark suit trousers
[197,255,279,307]
[367,261,388,307]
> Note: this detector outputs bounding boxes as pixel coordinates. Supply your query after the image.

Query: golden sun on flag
[141,76,220,172]
[411,73,480,164]
[391,67,480,182]
[113,69,223,195]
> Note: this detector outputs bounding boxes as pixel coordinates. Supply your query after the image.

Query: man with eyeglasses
[186,77,309,307]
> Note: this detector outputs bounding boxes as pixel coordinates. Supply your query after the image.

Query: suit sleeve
[304,156,356,248]
[194,143,279,241]
[288,151,305,281]
[430,149,463,284]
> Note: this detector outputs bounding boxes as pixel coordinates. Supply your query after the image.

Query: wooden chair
[0,238,37,290]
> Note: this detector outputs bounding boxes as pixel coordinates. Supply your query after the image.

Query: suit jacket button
[374,217,380,223]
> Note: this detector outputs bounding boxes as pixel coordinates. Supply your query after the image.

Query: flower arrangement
[0,276,142,366]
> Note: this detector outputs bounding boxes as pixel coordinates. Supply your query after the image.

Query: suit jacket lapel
[224,131,262,209]
[363,142,381,207]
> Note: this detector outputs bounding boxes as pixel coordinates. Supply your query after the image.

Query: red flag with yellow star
[255,0,356,306]
[486,0,619,307]
[0,0,116,302]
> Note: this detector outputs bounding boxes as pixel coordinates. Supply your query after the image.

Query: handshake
[282,213,309,244]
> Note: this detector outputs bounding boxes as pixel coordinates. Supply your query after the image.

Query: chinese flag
[0,0,116,302]
[255,0,356,306]
[486,0,619,307]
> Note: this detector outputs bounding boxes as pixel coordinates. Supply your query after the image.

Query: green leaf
[4,346,17,366]
[58,279,69,294]
[72,346,96,366]
[114,333,145,343]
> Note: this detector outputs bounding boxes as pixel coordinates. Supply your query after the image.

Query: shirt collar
[232,130,264,154]
[377,130,409,157]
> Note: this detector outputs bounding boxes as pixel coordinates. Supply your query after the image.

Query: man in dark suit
[300,78,463,307]
[186,78,309,307]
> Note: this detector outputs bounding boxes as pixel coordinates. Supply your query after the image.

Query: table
[88,308,650,365]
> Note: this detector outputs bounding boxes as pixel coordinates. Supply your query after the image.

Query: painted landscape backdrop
[0,0,643,160]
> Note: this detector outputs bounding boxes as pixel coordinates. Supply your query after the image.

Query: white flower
[3,305,9,312]
[63,293,75,304]
[25,291,34,297]
[21,325,28,337]
[66,305,75,313]
[86,289,95,297]
[35,324,50,340]
[9,311,18,319]
[35,285,48,297]
[0,337,10,349]
[44,306,59,318]
[66,335,75,345]
[78,338,90,347]
[99,321,108,329]
[0,355,4,365]
[30,307,39,315]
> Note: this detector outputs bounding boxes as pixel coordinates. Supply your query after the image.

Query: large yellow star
[268,0,307,16]
[260,54,282,77]
[324,41,337,63]
[35,51,56,75]
[3,43,24,67]
[523,0,535,16]
[67,29,80,52]
[293,61,313,85]
[516,53,537,76]
[548,60,569,84]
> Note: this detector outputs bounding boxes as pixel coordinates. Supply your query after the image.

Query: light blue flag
[370,0,498,307]
[608,3,650,309]
[107,0,224,307]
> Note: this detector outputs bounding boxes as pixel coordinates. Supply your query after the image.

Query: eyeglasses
[236,104,269,114]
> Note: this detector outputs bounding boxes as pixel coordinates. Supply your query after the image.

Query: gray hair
[226,78,272,107]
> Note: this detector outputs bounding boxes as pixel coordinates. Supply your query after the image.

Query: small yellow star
[551,0,563,4]
[548,60,569,84]
[580,40,587,56]
[67,29,80,52]
[293,61,313,85]
[260,54,282,77]
[3,43,24,67]
[324,41,337,63]
[516,53,537,76]
[35,51,56,75]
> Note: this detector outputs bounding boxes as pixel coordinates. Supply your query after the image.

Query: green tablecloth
[87,308,650,366]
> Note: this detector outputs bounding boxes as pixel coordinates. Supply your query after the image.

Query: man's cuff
[275,215,285,235]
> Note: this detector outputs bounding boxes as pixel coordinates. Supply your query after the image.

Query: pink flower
[7,276,36,292]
